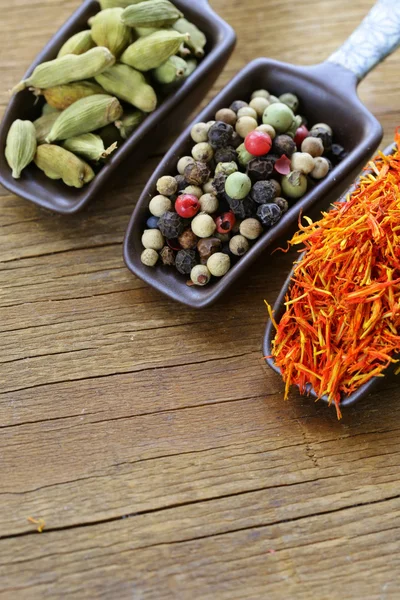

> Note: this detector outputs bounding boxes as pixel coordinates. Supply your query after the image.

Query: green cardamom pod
[152,54,187,84]
[115,109,144,139]
[57,30,95,57]
[184,58,197,78]
[95,64,157,112]
[45,94,123,143]
[34,112,61,144]
[172,18,206,58]
[62,133,117,161]
[12,47,116,94]
[121,0,183,28]
[34,144,95,188]
[90,8,133,57]
[177,42,191,58]
[120,30,187,71]
[100,0,149,8]
[134,26,160,37]
[41,103,61,116]
[5,120,37,179]
[38,81,105,110]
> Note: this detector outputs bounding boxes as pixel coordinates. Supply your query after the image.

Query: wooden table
[1,0,400,598]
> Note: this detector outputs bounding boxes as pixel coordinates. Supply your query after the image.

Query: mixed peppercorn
[140,89,348,285]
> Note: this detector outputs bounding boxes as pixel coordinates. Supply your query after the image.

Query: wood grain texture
[1,0,400,598]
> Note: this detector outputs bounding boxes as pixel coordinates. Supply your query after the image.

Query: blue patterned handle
[327,0,400,81]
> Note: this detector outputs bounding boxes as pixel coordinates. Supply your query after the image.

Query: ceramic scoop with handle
[124,0,400,308]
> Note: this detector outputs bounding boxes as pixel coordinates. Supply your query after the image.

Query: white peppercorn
[149,195,172,217]
[301,136,324,157]
[207,252,231,277]
[192,142,214,162]
[251,89,270,100]
[312,122,333,135]
[291,152,315,175]
[191,122,209,143]
[177,156,195,175]
[199,193,219,214]
[235,116,258,138]
[183,185,203,198]
[256,124,276,139]
[237,106,258,120]
[203,179,215,194]
[240,218,263,240]
[141,248,158,267]
[311,156,330,179]
[215,108,237,126]
[156,175,177,196]
[141,229,164,250]
[249,97,270,117]
[229,235,249,256]
[190,264,211,286]
[191,213,216,238]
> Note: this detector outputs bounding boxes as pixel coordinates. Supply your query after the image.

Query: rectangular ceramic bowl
[263,142,397,407]
[123,57,382,308]
[0,0,236,214]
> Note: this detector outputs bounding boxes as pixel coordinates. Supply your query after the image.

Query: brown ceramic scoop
[124,0,400,308]
[0,0,235,214]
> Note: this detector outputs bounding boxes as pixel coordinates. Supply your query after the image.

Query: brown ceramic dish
[263,142,397,408]
[0,0,236,214]
[123,0,400,308]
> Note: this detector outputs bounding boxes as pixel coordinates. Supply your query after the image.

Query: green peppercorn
[281,170,308,199]
[262,103,294,133]
[279,92,299,113]
[225,172,252,200]
[236,143,254,167]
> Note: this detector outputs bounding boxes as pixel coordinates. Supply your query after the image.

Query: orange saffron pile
[268,131,400,419]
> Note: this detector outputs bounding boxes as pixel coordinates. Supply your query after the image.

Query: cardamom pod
[95,64,157,112]
[115,109,144,139]
[172,18,206,58]
[100,0,148,8]
[34,144,95,188]
[12,47,116,94]
[120,30,187,71]
[62,133,117,161]
[121,0,183,28]
[41,103,61,116]
[178,42,191,58]
[5,120,37,179]
[57,30,95,57]
[152,54,187,84]
[45,94,123,143]
[90,8,132,57]
[184,58,197,78]
[134,26,160,37]
[34,112,61,144]
[38,81,105,110]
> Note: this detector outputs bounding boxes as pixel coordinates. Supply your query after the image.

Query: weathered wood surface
[1,0,400,598]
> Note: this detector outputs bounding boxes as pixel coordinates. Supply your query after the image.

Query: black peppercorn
[226,195,257,219]
[175,174,187,191]
[214,146,238,164]
[229,100,248,114]
[272,134,297,158]
[230,131,243,149]
[274,197,289,213]
[246,158,274,182]
[250,180,277,204]
[257,203,282,227]
[175,249,197,275]
[178,228,198,249]
[330,143,348,164]
[184,161,211,186]
[212,172,227,197]
[158,211,185,239]
[309,127,332,151]
[208,121,234,148]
